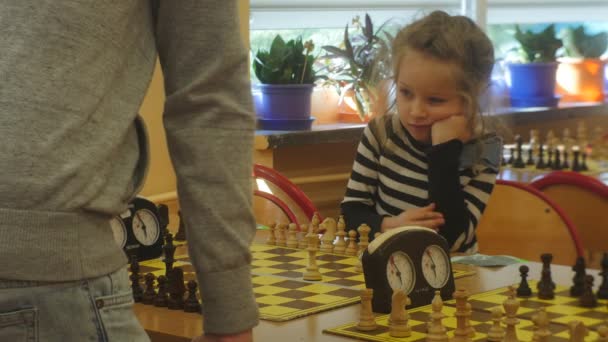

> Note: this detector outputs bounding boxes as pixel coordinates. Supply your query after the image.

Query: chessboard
[138,243,476,322]
[324,282,608,341]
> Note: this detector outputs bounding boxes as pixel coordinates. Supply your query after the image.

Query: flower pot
[507,62,559,108]
[556,58,606,103]
[253,83,315,130]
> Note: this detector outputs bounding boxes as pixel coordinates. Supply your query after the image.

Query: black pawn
[168,267,186,310]
[597,252,608,299]
[513,135,526,168]
[536,144,546,169]
[579,275,598,307]
[526,146,535,166]
[552,148,562,170]
[538,253,556,299]
[547,149,554,169]
[562,150,570,169]
[129,256,144,303]
[572,150,581,172]
[184,280,202,313]
[175,210,187,241]
[142,273,157,305]
[517,265,533,297]
[508,147,515,165]
[163,232,176,277]
[570,256,586,297]
[154,275,169,307]
[581,152,589,171]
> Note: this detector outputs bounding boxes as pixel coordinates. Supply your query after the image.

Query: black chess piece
[142,273,157,305]
[547,148,554,169]
[508,147,515,165]
[551,148,562,170]
[129,255,144,303]
[513,135,526,168]
[184,280,202,313]
[175,210,187,241]
[168,267,186,310]
[536,144,546,169]
[157,204,170,238]
[562,150,570,169]
[597,252,608,300]
[163,232,176,276]
[154,275,169,307]
[581,152,589,171]
[579,274,598,307]
[537,253,556,299]
[572,150,581,172]
[570,256,586,297]
[526,146,535,166]
[516,265,533,297]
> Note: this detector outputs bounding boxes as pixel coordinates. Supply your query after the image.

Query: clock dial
[421,244,450,289]
[109,217,127,249]
[386,251,415,294]
[132,209,160,246]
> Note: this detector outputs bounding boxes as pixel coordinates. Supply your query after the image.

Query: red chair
[530,171,608,268]
[477,180,584,265]
[253,164,320,228]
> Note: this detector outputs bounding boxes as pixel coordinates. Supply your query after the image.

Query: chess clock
[361,226,455,313]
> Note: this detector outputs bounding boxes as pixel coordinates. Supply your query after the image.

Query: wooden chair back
[477,180,584,266]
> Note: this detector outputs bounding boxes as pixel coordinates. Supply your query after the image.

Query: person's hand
[191,329,253,342]
[431,114,471,145]
[381,203,444,232]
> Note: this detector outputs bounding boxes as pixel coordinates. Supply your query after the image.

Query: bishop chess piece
[513,135,526,168]
[580,274,598,307]
[427,291,449,342]
[570,256,586,297]
[516,265,532,297]
[163,232,176,276]
[356,288,377,331]
[129,255,144,303]
[154,275,169,307]
[183,280,201,313]
[538,253,556,299]
[536,144,546,169]
[142,273,157,305]
[597,252,608,299]
[174,210,187,241]
[388,289,411,338]
[486,307,505,342]
[168,267,186,310]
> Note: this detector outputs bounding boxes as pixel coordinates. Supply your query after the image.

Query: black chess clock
[362,226,456,313]
[110,196,165,261]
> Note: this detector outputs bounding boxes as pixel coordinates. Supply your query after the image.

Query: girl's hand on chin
[431,114,471,145]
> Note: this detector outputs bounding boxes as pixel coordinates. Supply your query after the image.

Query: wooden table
[134,233,603,342]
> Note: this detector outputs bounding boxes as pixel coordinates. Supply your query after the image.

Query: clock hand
[390,256,403,286]
[427,250,437,279]
[135,212,147,238]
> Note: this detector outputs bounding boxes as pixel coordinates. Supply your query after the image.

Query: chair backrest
[253,164,320,228]
[476,179,584,266]
[530,171,608,267]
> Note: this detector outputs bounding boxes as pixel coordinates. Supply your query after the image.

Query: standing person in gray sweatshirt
[0,1,258,342]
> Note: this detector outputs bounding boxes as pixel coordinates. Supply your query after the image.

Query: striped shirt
[341,114,501,253]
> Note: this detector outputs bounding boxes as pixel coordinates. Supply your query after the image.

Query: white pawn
[286,223,298,248]
[426,291,448,342]
[333,216,347,254]
[275,222,287,246]
[266,222,276,245]
[345,230,358,256]
[532,307,551,342]
[486,307,504,342]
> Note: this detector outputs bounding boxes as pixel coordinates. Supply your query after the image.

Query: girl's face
[396,50,465,144]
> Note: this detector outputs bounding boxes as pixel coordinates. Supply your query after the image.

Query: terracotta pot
[556,58,606,103]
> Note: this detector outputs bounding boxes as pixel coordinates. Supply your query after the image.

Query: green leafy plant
[514,24,562,63]
[321,14,393,118]
[561,25,608,58]
[253,35,316,84]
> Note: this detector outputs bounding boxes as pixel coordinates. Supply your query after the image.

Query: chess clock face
[110,216,127,249]
[362,226,456,313]
[132,208,160,246]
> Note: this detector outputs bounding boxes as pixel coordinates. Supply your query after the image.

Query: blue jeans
[0,266,150,342]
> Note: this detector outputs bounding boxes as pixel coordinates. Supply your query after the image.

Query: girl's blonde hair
[390,11,495,135]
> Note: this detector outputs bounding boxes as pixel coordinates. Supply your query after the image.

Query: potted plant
[321,14,393,122]
[557,25,608,102]
[253,35,317,130]
[507,24,562,108]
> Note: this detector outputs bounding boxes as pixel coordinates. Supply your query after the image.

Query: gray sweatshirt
[0,0,258,335]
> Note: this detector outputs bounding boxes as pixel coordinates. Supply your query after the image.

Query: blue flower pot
[255,84,314,120]
[507,62,559,108]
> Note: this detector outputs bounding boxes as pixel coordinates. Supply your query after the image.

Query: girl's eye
[429,97,446,104]
[400,89,412,97]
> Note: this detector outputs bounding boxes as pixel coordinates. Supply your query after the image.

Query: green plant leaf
[364,13,373,42]
[322,46,350,58]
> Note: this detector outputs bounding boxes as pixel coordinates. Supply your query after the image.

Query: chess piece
[355,224,371,273]
[158,204,170,238]
[596,325,608,342]
[536,143,546,169]
[286,223,299,248]
[333,216,347,254]
[552,147,562,170]
[297,223,308,249]
[507,147,515,165]
[597,252,608,299]
[572,148,582,172]
[546,130,556,150]
[319,217,337,253]
[275,222,287,246]
[502,286,520,342]
[570,256,586,297]
[532,307,551,342]
[452,289,473,342]
[513,135,526,168]
[516,265,532,297]
[427,291,448,342]
[547,148,555,169]
[581,151,589,171]
[563,150,570,169]
[388,290,411,338]
[266,222,276,245]
[142,273,157,305]
[568,320,589,342]
[538,253,556,299]
[183,280,201,313]
[154,275,169,307]
[163,232,176,277]
[356,288,377,331]
[310,212,321,234]
[345,230,358,256]
[168,267,186,310]
[175,210,186,241]
[526,145,534,165]
[579,274,598,307]
[486,307,505,342]
[303,232,322,281]
[129,255,144,303]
